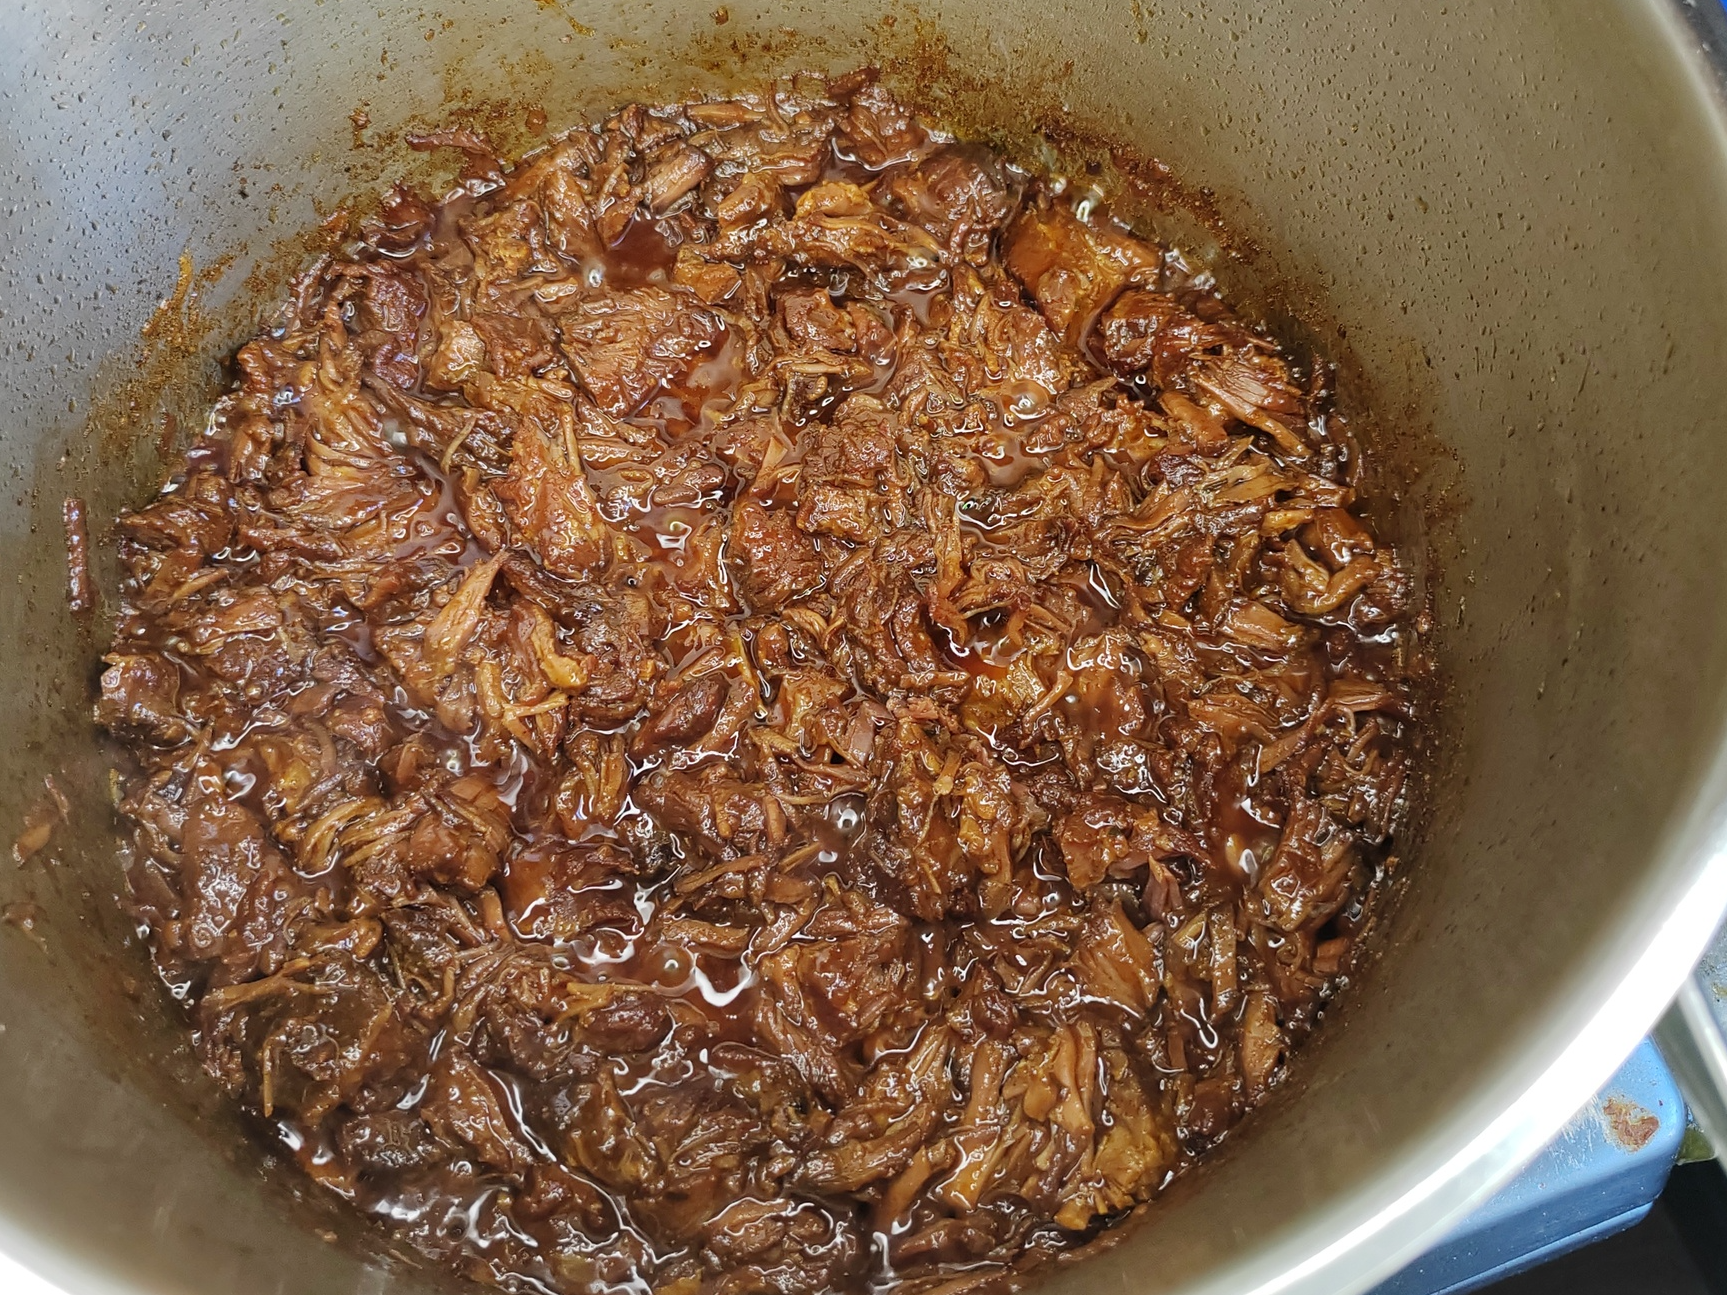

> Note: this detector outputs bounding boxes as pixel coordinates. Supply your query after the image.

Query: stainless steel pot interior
[2,2,1727,1294]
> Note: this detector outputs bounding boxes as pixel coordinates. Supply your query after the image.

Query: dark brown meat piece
[641,142,713,214]
[98,73,1422,1295]
[338,1110,445,1174]
[884,146,1013,265]
[499,841,643,943]
[1004,192,1161,345]
[838,82,931,169]
[96,653,190,745]
[492,390,611,580]
[780,288,858,352]
[729,497,824,610]
[631,674,728,755]
[556,287,722,417]
[1097,288,1215,384]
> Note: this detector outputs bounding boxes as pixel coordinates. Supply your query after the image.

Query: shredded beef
[99,70,1423,1295]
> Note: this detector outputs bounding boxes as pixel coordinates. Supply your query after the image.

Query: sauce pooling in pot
[99,71,1422,1295]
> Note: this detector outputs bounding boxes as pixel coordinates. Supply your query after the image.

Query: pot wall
[2,3,1726,1294]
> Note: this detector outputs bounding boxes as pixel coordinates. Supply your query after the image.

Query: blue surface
[1369,1039,1685,1295]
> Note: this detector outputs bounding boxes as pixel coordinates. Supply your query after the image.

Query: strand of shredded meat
[98,69,1421,1295]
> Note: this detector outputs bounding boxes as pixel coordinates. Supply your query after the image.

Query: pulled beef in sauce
[99,71,1420,1295]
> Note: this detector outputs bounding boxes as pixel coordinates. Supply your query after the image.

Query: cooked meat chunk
[839,81,932,169]
[1097,288,1213,381]
[780,288,858,352]
[494,399,610,580]
[883,145,1013,265]
[99,73,1422,1295]
[556,286,723,417]
[631,674,729,755]
[1004,190,1161,345]
[729,497,824,610]
[97,653,190,745]
[641,142,713,214]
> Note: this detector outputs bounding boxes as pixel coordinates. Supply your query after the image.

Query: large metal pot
[3,2,1727,1293]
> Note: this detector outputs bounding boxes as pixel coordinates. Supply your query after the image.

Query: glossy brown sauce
[99,72,1421,1295]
